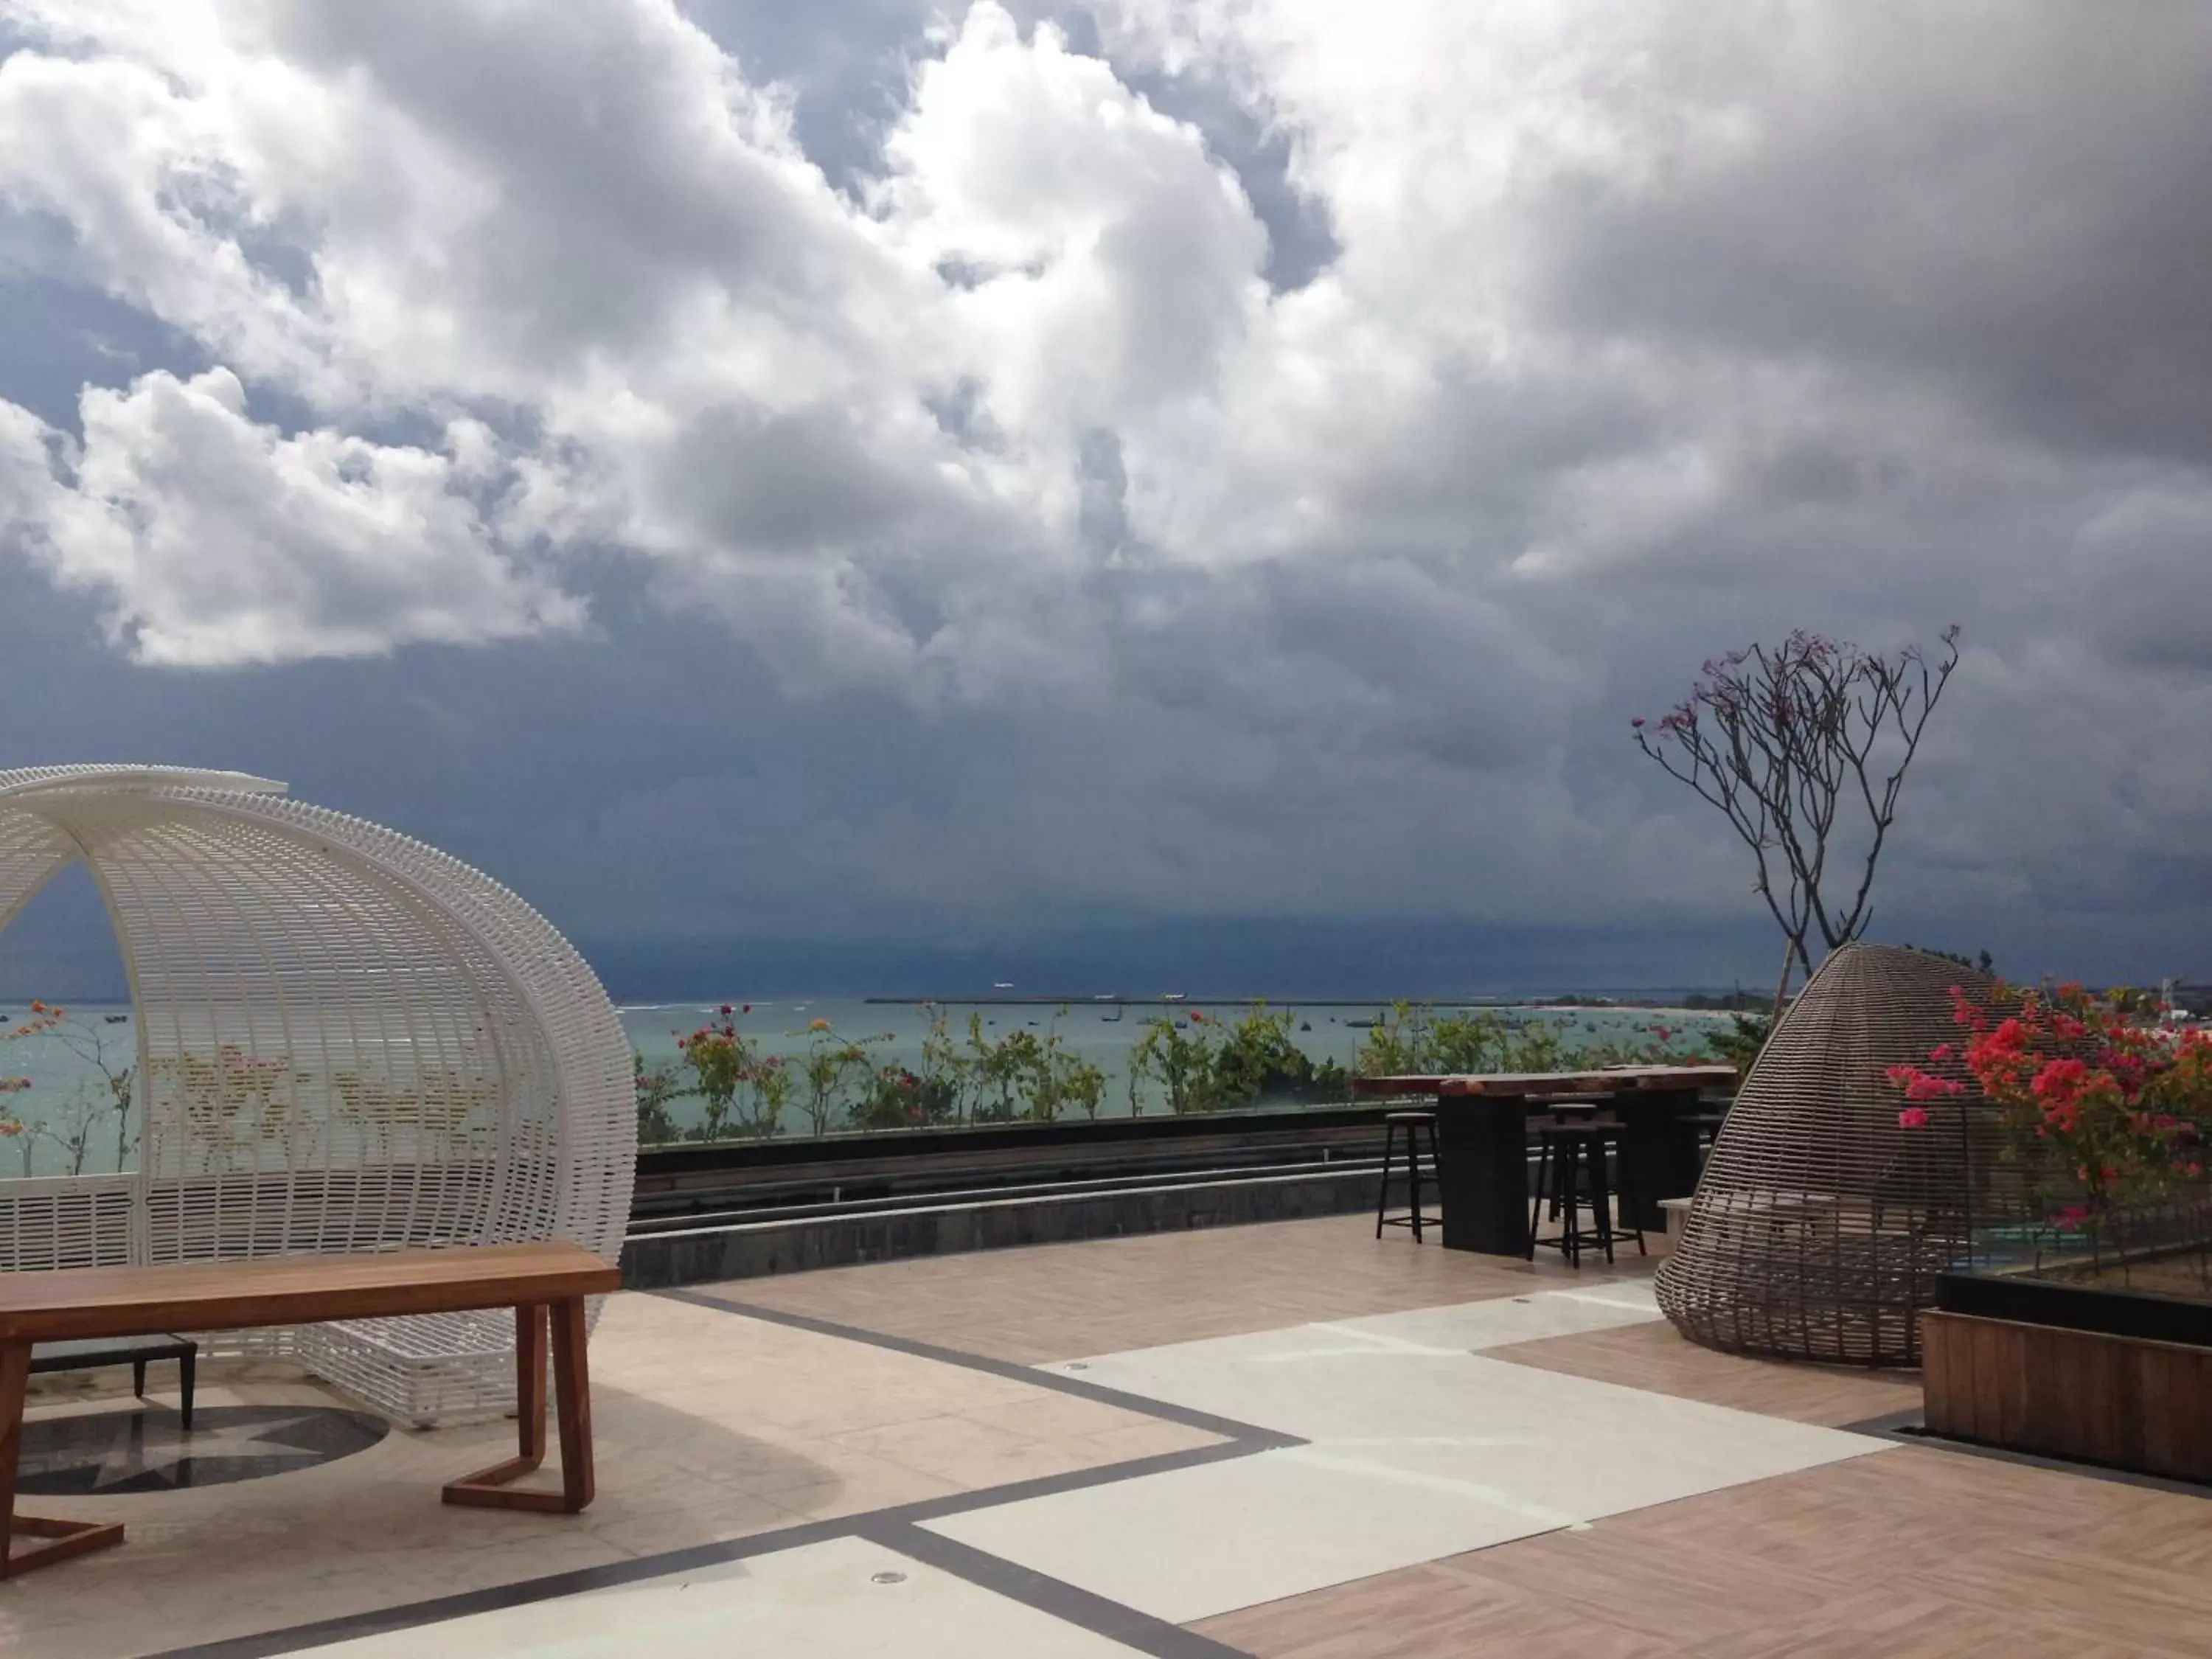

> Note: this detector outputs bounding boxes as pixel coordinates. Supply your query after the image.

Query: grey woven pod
[1655,942,2000,1368]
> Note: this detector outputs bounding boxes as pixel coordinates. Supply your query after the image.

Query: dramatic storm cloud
[1,0,2208,993]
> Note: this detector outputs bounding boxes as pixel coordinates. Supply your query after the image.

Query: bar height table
[1353,1065,1737,1256]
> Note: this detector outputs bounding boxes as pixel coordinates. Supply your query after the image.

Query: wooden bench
[0,1242,621,1579]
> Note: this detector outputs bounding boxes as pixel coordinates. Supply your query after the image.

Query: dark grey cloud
[3,0,2210,1004]
[1526,7,2212,466]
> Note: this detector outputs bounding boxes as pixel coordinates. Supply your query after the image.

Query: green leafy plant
[676,1006,757,1141]
[793,1018,888,1136]
[855,1064,961,1130]
[0,999,66,1171]
[56,1011,136,1173]
[1130,1010,1227,1114]
[1705,1012,1773,1078]
[967,1012,1032,1124]
[634,1050,688,1144]
[917,1004,976,1124]
[1131,1004,1349,1116]
[1354,1004,1573,1077]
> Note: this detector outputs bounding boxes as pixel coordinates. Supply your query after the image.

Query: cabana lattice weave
[0,765,635,1422]
[1655,942,1999,1367]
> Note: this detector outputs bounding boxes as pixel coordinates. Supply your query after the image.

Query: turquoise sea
[0,995,1739,1176]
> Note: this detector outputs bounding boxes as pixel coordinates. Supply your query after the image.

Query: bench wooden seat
[0,1242,620,1579]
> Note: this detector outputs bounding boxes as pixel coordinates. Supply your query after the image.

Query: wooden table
[1354,1066,1736,1256]
[0,1241,621,1579]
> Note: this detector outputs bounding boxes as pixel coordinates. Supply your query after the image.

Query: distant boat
[993,981,1015,990]
[1163,992,1186,1004]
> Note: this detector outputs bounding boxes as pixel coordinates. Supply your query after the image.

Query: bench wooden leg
[440,1298,594,1515]
[0,1340,125,1579]
[442,1304,554,1512]
[549,1295,594,1513]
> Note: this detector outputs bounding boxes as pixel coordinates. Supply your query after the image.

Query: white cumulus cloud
[4,367,579,664]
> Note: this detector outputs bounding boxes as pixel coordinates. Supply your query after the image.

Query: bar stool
[1376,1110,1441,1242]
[1685,1107,1729,1168]
[1537,1100,1601,1225]
[1528,1111,1647,1265]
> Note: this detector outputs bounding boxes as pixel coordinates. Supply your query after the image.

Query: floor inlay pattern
[18,1404,388,1496]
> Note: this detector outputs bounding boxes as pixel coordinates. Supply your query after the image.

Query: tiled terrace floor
[6,1215,2208,1657]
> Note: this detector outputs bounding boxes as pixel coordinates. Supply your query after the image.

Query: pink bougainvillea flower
[742,1004,753,1014]
[1896,1107,1930,1129]
[810,1018,830,1032]
[720,1004,733,1016]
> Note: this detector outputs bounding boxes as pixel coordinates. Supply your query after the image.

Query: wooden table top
[1352,1064,1736,1100]
[0,1242,620,1344]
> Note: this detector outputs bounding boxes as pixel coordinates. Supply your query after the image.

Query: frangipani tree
[1636,627,1961,1015]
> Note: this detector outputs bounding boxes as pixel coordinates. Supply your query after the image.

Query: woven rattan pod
[0,765,635,1422]
[1655,942,1998,1367]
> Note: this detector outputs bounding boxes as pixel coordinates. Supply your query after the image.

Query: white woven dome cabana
[0,765,635,1422]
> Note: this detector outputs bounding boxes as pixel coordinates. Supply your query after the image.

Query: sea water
[0,996,1739,1175]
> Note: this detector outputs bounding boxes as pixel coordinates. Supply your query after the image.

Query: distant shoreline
[859,993,1756,1011]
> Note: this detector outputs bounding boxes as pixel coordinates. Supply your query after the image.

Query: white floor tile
[925,1289,1889,1623]
[928,1442,1566,1624]
[1043,1287,1669,1439]
[294,1535,1150,1658]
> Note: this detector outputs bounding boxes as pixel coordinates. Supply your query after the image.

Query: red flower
[742,1004,753,1014]
[720,1004,733,1016]
[1896,1107,1930,1129]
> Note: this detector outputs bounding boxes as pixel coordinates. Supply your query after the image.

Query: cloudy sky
[1,0,2208,999]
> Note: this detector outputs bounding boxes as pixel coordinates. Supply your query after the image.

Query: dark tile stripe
[661,1286,1301,1447]
[857,1518,1253,1659]
[145,1293,1297,1657]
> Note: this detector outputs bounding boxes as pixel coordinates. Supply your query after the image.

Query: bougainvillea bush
[1890,982,2212,1249]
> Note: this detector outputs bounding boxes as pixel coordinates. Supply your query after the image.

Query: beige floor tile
[2,1288,1210,1658]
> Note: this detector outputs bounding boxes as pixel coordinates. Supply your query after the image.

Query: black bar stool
[1537,1100,1601,1224]
[1529,1116,1610,1265]
[1376,1110,1441,1241]
[1528,1110,1646,1265]
[1685,1107,1729,1169]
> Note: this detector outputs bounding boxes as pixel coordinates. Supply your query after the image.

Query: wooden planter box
[1923,1269,2212,1482]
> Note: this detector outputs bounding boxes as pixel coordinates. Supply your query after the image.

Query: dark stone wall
[621,1166,1385,1289]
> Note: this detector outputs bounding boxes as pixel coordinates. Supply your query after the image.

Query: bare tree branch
[1634,626,1961,1016]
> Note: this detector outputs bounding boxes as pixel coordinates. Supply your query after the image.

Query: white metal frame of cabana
[0,765,636,1424]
